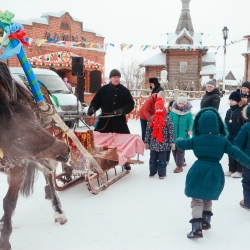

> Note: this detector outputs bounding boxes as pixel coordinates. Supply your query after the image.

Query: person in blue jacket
[234,105,250,211]
[176,107,250,239]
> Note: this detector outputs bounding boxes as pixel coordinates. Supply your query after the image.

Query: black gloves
[87,107,95,116]
[114,109,123,115]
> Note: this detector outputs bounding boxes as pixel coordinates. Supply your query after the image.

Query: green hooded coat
[176,107,250,200]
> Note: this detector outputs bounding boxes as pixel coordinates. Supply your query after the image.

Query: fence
[127,89,205,120]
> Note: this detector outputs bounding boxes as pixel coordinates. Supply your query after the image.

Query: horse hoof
[54,212,68,225]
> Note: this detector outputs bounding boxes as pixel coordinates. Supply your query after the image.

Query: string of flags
[0,35,248,53]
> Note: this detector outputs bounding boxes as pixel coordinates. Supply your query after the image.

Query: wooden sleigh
[52,129,144,194]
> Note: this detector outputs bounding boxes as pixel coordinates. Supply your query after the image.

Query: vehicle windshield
[35,75,71,93]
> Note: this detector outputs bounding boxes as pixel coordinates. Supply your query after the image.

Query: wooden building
[7,11,105,103]
[140,0,216,88]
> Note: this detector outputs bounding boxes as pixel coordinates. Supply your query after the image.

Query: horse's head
[0,90,70,162]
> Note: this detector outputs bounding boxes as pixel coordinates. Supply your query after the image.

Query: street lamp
[222,26,229,93]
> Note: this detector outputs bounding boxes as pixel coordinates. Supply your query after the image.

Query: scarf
[150,111,166,142]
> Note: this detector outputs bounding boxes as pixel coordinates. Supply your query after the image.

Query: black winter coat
[151,86,164,95]
[200,88,220,110]
[225,102,246,143]
[88,83,134,134]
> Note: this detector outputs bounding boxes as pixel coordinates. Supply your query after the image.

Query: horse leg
[0,167,26,250]
[43,171,68,225]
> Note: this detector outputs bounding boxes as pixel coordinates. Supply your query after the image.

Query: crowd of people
[87,69,250,239]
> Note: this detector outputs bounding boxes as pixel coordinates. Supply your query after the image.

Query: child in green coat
[176,107,250,239]
[169,93,193,173]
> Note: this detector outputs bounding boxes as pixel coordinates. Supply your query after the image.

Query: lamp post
[222,26,229,94]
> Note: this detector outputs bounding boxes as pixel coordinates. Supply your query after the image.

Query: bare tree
[120,58,145,90]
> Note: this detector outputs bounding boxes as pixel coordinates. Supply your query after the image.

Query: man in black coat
[200,80,220,110]
[87,69,134,134]
[149,77,164,95]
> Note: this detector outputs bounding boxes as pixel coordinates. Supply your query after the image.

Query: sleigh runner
[52,129,144,194]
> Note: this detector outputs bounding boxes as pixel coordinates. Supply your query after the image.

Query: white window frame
[155,70,161,78]
[180,62,188,74]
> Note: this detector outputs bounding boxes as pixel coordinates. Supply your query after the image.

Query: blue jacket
[176,107,250,200]
[234,105,250,156]
[225,100,246,143]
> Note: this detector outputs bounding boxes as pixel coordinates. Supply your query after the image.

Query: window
[180,62,187,73]
[155,70,161,78]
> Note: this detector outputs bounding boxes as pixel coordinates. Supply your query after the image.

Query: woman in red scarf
[144,98,175,179]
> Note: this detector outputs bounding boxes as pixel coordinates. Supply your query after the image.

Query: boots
[187,218,203,239]
[202,211,213,230]
[173,166,183,173]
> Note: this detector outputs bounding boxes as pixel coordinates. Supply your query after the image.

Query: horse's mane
[0,87,12,129]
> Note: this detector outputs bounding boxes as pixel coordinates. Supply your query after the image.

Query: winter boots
[173,166,183,173]
[202,211,213,230]
[187,218,203,239]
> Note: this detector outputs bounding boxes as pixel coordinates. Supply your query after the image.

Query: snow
[167,28,202,46]
[200,65,216,75]
[140,53,166,67]
[1,94,249,250]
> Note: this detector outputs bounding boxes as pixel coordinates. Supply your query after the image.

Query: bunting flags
[0,34,248,52]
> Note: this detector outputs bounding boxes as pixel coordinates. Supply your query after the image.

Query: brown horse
[0,69,70,249]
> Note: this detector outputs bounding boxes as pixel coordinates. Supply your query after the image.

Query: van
[10,67,86,128]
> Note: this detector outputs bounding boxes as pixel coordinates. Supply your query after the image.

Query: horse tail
[20,161,39,197]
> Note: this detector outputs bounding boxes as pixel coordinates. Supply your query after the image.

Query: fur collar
[172,101,192,115]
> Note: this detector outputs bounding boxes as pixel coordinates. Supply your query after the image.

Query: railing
[127,89,205,120]
[129,89,205,101]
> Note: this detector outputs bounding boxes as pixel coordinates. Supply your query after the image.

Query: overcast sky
[2,0,250,78]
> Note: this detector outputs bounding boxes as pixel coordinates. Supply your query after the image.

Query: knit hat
[206,80,216,88]
[157,91,166,100]
[149,77,160,87]
[229,89,241,102]
[177,93,187,104]
[109,69,121,78]
[242,81,250,90]
[155,97,165,110]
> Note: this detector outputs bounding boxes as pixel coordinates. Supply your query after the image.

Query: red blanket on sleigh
[93,132,144,166]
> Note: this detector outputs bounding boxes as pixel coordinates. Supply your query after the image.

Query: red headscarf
[150,98,166,142]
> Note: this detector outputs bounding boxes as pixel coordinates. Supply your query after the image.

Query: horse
[11,73,70,225]
[0,69,70,250]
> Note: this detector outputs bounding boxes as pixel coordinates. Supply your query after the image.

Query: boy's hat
[229,89,241,103]
[177,93,187,104]
[155,97,165,110]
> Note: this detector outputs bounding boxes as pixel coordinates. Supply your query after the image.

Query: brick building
[8,11,105,103]
[140,0,216,89]
[242,34,250,81]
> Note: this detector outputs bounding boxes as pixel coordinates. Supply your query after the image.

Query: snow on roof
[215,70,232,80]
[200,65,216,75]
[14,11,104,38]
[167,28,202,46]
[41,11,81,22]
[218,80,239,86]
[139,53,166,66]
[202,52,216,62]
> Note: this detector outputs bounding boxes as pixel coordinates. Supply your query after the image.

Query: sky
[1,95,250,250]
[2,0,250,78]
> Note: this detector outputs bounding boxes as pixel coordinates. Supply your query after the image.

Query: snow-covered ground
[0,94,249,250]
